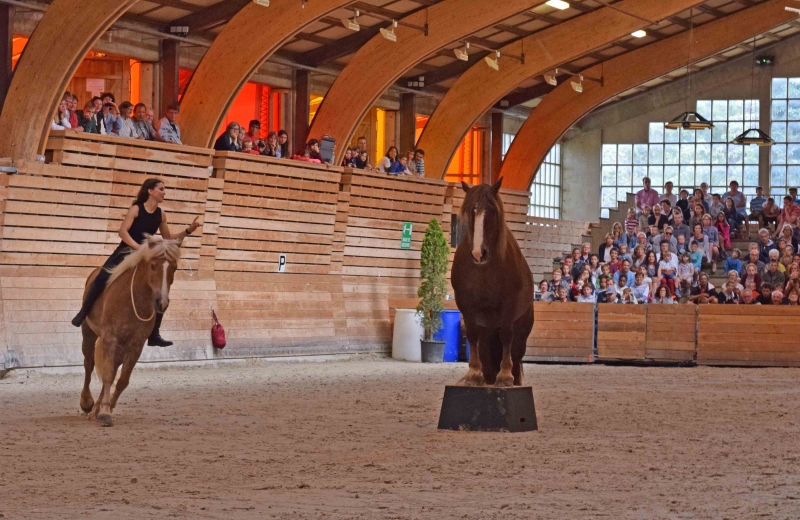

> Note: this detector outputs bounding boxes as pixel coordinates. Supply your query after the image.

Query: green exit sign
[401,222,412,250]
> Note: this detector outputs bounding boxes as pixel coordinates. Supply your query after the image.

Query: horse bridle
[130,264,155,322]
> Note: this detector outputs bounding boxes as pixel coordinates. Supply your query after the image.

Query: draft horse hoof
[494,376,514,388]
[96,414,114,427]
[463,374,485,387]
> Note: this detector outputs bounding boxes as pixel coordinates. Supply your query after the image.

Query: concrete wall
[559,34,800,220]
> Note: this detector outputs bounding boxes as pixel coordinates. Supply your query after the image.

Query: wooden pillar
[399,92,416,154]
[160,39,180,117]
[0,5,12,110]
[490,112,504,183]
[293,69,310,151]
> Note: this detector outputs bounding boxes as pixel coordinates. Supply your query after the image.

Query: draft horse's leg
[79,323,98,414]
[462,320,485,386]
[92,336,118,427]
[495,327,515,388]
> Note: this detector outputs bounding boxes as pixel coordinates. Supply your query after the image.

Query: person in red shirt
[775,196,800,239]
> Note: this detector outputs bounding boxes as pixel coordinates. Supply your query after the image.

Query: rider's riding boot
[71,278,106,327]
[147,313,173,347]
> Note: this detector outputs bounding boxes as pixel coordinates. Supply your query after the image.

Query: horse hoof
[494,376,514,388]
[463,375,485,387]
[96,414,113,427]
[80,401,94,415]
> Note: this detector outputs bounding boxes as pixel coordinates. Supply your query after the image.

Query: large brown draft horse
[451,179,534,387]
[80,236,181,426]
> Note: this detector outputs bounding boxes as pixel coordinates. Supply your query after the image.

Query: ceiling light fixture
[544,69,558,86]
[730,37,773,146]
[786,7,800,14]
[631,30,646,38]
[546,0,570,10]
[665,112,714,130]
[343,9,360,32]
[454,42,470,62]
[485,50,500,71]
[731,128,774,146]
[571,76,583,93]
[253,0,270,6]
[380,20,398,42]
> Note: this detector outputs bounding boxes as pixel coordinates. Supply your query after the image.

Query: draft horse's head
[460,178,505,265]
[107,235,182,313]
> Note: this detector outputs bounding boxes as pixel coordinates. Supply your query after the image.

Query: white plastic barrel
[392,309,423,361]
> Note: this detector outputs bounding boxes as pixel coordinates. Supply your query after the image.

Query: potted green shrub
[416,218,449,363]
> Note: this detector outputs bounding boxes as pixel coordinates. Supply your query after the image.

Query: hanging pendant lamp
[729,37,774,147]
[666,9,713,131]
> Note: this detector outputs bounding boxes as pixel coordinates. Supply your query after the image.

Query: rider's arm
[159,210,200,241]
[118,205,141,250]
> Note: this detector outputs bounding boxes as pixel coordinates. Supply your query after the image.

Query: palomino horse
[451,178,534,387]
[80,236,182,426]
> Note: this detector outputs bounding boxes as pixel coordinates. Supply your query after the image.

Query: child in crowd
[608,249,621,275]
[625,207,638,233]
[727,270,744,293]
[598,263,611,289]
[715,211,731,251]
[618,243,633,264]
[571,270,593,300]
[631,271,650,302]
[621,287,637,304]
[676,252,695,297]
[560,263,573,286]
[241,139,260,155]
[689,240,704,274]
[596,276,609,303]
[709,193,725,220]
[576,284,596,303]
[388,156,413,176]
[616,274,629,295]
[639,205,651,231]
[742,263,762,290]
[676,234,688,256]
[724,248,742,277]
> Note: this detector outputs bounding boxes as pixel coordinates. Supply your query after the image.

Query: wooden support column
[161,39,180,117]
[490,112,504,183]
[0,5,12,110]
[399,92,416,154]
[293,69,310,151]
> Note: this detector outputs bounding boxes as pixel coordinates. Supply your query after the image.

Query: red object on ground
[211,310,226,349]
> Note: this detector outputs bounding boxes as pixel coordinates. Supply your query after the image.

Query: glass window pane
[712,122,727,143]
[696,128,711,143]
[649,145,663,164]
[680,166,695,186]
[789,166,800,187]
[744,100,759,123]
[664,144,679,164]
[728,145,743,165]
[789,100,800,121]
[680,129,695,143]
[788,122,800,142]
[633,144,648,165]
[664,165,679,185]
[648,165,664,186]
[773,78,788,99]
[696,100,712,120]
[744,145,759,165]
[680,144,695,164]
[772,122,787,143]
[664,128,680,143]
[617,188,629,202]
[712,166,727,186]
[712,100,728,121]
[617,144,632,164]
[772,166,787,188]
[772,100,787,121]
[728,100,744,120]
[695,165,711,186]
[649,123,664,143]
[789,78,800,98]
[617,166,632,186]
[633,166,647,187]
[711,144,727,164]
[602,144,616,164]
[772,144,787,165]
[728,122,743,142]
[789,144,800,164]
[744,165,759,187]
[602,166,616,186]
[727,166,743,186]
[696,143,711,164]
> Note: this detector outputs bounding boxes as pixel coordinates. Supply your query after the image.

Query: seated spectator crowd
[55,93,427,178]
[535,177,800,306]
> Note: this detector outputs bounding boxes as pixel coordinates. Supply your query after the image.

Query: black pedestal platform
[437,385,538,432]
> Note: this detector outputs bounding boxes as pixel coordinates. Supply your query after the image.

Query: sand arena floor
[1,357,800,520]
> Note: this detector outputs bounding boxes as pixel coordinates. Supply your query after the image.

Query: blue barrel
[433,310,461,362]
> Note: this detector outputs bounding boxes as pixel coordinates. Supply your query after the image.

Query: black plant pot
[421,340,445,363]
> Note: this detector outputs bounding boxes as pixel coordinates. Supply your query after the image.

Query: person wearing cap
[116,101,143,139]
[604,286,620,304]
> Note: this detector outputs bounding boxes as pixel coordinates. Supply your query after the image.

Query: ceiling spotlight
[544,70,558,86]
[546,0,570,10]
[253,0,269,6]
[343,9,360,32]
[454,42,469,62]
[571,75,583,93]
[786,6,800,14]
[380,20,398,42]
[169,25,189,37]
[631,30,646,38]
[485,50,500,71]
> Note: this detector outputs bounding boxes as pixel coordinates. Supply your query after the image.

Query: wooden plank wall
[645,305,696,363]
[697,306,800,367]
[520,218,591,283]
[527,302,594,363]
[596,305,647,360]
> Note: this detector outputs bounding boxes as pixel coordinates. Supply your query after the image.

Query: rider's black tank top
[125,202,162,246]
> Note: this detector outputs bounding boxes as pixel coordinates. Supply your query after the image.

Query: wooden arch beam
[499,0,795,191]
[0,0,138,160]
[415,0,707,181]
[178,0,354,148]
[306,0,547,166]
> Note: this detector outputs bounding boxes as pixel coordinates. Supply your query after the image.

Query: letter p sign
[278,254,287,273]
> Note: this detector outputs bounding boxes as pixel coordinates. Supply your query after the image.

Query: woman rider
[71,178,200,347]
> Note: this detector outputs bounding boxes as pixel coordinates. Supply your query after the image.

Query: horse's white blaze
[160,261,169,309]
[472,211,485,262]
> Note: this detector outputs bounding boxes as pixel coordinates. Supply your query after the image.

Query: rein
[130,264,155,322]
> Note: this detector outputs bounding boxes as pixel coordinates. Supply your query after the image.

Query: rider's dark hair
[134,178,164,206]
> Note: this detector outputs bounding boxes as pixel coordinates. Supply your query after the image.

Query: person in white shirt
[157,103,182,144]
[657,240,679,296]
[51,99,71,130]
[660,181,678,207]
[116,102,143,139]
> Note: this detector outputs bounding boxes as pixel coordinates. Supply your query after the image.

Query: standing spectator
[412,149,425,178]
[660,181,677,207]
[635,177,660,214]
[51,99,71,130]
[775,195,800,239]
[157,103,182,144]
[262,131,281,157]
[749,186,767,230]
[116,102,142,139]
[277,130,290,158]
[762,197,780,231]
[723,180,748,237]
[657,240,678,296]
[652,285,675,304]
[676,189,691,222]
[757,228,778,264]
[131,103,161,141]
[689,273,719,304]
[378,146,398,172]
[214,122,242,152]
[77,102,98,133]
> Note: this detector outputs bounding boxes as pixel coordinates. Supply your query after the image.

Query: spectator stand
[590,192,636,254]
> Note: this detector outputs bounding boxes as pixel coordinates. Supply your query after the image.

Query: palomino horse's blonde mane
[106,235,182,287]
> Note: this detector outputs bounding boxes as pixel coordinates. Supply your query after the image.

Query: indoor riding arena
[1,0,800,519]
